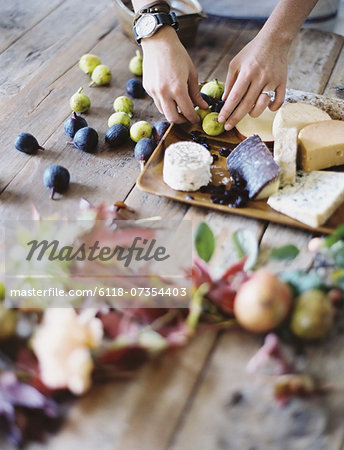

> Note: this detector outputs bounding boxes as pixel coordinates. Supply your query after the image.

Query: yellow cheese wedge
[236,108,277,143]
[272,102,331,138]
[273,127,298,186]
[299,120,344,172]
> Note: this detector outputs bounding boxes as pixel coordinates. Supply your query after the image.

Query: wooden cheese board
[137,122,344,235]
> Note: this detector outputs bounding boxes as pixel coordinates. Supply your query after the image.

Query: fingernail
[225,124,233,131]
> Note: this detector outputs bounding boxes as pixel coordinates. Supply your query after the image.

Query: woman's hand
[141,27,208,123]
[218,33,290,130]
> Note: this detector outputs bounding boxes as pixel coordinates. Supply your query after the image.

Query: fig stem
[50,187,55,200]
[38,146,45,151]
[100,142,109,151]
[139,160,145,172]
[77,87,83,94]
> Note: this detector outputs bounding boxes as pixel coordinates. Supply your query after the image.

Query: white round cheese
[163,141,212,191]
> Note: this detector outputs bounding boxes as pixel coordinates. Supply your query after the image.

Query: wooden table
[1,1,344,449]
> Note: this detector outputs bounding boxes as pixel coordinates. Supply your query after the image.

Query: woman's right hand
[141,26,208,123]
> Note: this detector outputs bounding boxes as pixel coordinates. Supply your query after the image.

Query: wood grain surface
[1,1,344,449]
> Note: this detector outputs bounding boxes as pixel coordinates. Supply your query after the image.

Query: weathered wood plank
[170,329,343,450]
[0,0,65,53]
[287,28,343,93]
[0,0,112,97]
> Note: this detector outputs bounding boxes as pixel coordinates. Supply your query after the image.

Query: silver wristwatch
[133,12,179,44]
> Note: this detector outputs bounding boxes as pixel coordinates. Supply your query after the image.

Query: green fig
[130,121,152,142]
[113,95,134,118]
[70,87,91,113]
[108,112,131,129]
[202,112,225,136]
[129,50,143,76]
[290,289,335,340]
[0,282,5,301]
[195,106,211,121]
[90,64,112,86]
[201,79,225,99]
[79,53,101,75]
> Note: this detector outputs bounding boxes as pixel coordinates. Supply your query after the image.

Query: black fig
[64,112,88,139]
[200,92,216,107]
[152,121,170,144]
[126,78,146,98]
[14,132,44,154]
[43,165,70,199]
[214,100,225,113]
[104,124,129,148]
[134,137,156,170]
[73,127,98,153]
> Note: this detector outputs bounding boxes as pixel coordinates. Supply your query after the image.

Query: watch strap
[156,11,178,28]
[133,1,171,24]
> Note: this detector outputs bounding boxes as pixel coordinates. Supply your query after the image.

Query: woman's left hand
[218,33,290,130]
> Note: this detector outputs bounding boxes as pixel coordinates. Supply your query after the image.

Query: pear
[291,289,335,340]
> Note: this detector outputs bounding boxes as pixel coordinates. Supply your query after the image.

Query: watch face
[136,14,157,38]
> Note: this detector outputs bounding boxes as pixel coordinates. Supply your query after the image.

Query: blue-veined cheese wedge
[267,171,344,227]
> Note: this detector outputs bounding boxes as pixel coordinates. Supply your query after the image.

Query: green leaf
[270,244,299,261]
[323,223,344,248]
[280,270,323,295]
[231,229,258,270]
[194,222,215,262]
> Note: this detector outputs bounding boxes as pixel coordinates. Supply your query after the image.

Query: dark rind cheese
[226,135,281,199]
